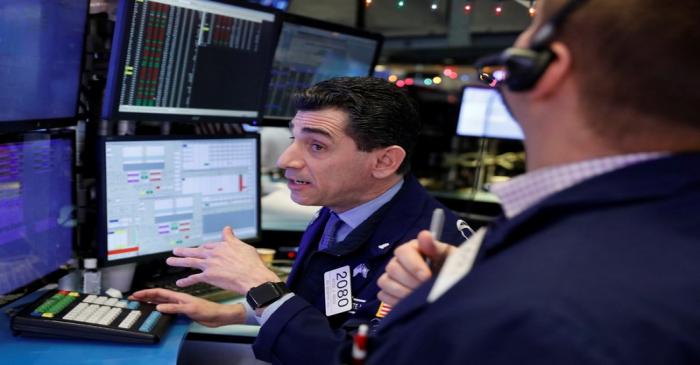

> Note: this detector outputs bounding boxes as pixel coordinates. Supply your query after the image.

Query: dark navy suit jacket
[252,175,465,364]
[365,154,700,364]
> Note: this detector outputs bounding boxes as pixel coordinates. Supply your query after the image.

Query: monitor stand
[101,262,137,294]
[130,259,197,291]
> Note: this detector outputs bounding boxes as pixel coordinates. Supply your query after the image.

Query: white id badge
[324,265,353,316]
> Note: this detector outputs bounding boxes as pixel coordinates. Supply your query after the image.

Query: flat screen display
[456,86,524,140]
[248,0,290,10]
[102,0,278,124]
[263,15,382,122]
[0,0,88,130]
[98,135,260,265]
[0,134,75,296]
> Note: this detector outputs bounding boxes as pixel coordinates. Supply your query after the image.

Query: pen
[429,208,445,241]
[426,208,445,268]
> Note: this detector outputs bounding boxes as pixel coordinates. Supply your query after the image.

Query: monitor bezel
[96,133,262,267]
[0,130,76,303]
[0,0,90,133]
[261,12,384,126]
[101,0,281,125]
[455,84,524,141]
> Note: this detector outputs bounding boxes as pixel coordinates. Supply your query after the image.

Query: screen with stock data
[456,86,524,140]
[100,136,260,264]
[0,136,74,296]
[102,0,277,122]
[264,17,381,120]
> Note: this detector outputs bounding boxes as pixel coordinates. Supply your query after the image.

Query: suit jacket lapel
[285,208,330,286]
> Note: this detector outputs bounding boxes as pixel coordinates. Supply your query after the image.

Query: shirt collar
[490,152,669,219]
[336,178,404,231]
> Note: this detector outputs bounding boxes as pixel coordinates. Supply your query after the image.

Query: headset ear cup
[502,48,555,91]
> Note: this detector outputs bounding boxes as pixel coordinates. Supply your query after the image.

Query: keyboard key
[86,306,111,324]
[116,300,129,308]
[97,307,123,326]
[118,310,142,329]
[138,311,162,332]
[63,302,89,321]
[74,304,99,322]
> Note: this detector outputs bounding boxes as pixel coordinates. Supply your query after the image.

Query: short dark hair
[543,0,700,134]
[293,77,421,175]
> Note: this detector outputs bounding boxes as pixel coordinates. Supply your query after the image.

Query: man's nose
[276,142,303,170]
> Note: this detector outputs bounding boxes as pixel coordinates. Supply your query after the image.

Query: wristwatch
[246,282,290,310]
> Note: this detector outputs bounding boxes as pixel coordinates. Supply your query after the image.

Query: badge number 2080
[324,265,353,316]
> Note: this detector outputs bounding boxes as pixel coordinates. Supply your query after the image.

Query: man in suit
[132,77,464,364]
[369,0,700,363]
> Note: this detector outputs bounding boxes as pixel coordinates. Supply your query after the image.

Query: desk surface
[0,290,192,365]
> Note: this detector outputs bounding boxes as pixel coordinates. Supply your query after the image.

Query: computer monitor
[0,133,75,299]
[263,14,383,124]
[102,0,279,124]
[456,86,525,140]
[97,134,261,265]
[0,0,89,132]
[247,0,291,11]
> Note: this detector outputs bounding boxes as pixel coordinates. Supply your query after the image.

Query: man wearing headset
[132,77,464,364]
[366,0,700,363]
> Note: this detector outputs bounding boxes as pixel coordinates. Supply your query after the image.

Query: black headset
[476,0,589,92]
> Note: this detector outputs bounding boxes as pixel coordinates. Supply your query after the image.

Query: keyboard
[143,280,242,303]
[140,266,291,303]
[11,289,173,344]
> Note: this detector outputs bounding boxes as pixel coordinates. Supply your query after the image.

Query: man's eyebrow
[289,121,335,139]
[300,126,333,139]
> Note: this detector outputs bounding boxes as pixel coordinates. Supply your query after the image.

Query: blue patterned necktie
[318,212,342,251]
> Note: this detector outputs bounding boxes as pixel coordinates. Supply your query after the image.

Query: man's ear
[531,41,572,100]
[371,145,406,179]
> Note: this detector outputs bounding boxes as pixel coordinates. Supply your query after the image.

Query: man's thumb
[222,226,236,241]
[417,230,442,261]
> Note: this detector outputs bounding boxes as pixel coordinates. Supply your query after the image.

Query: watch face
[246,282,288,309]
